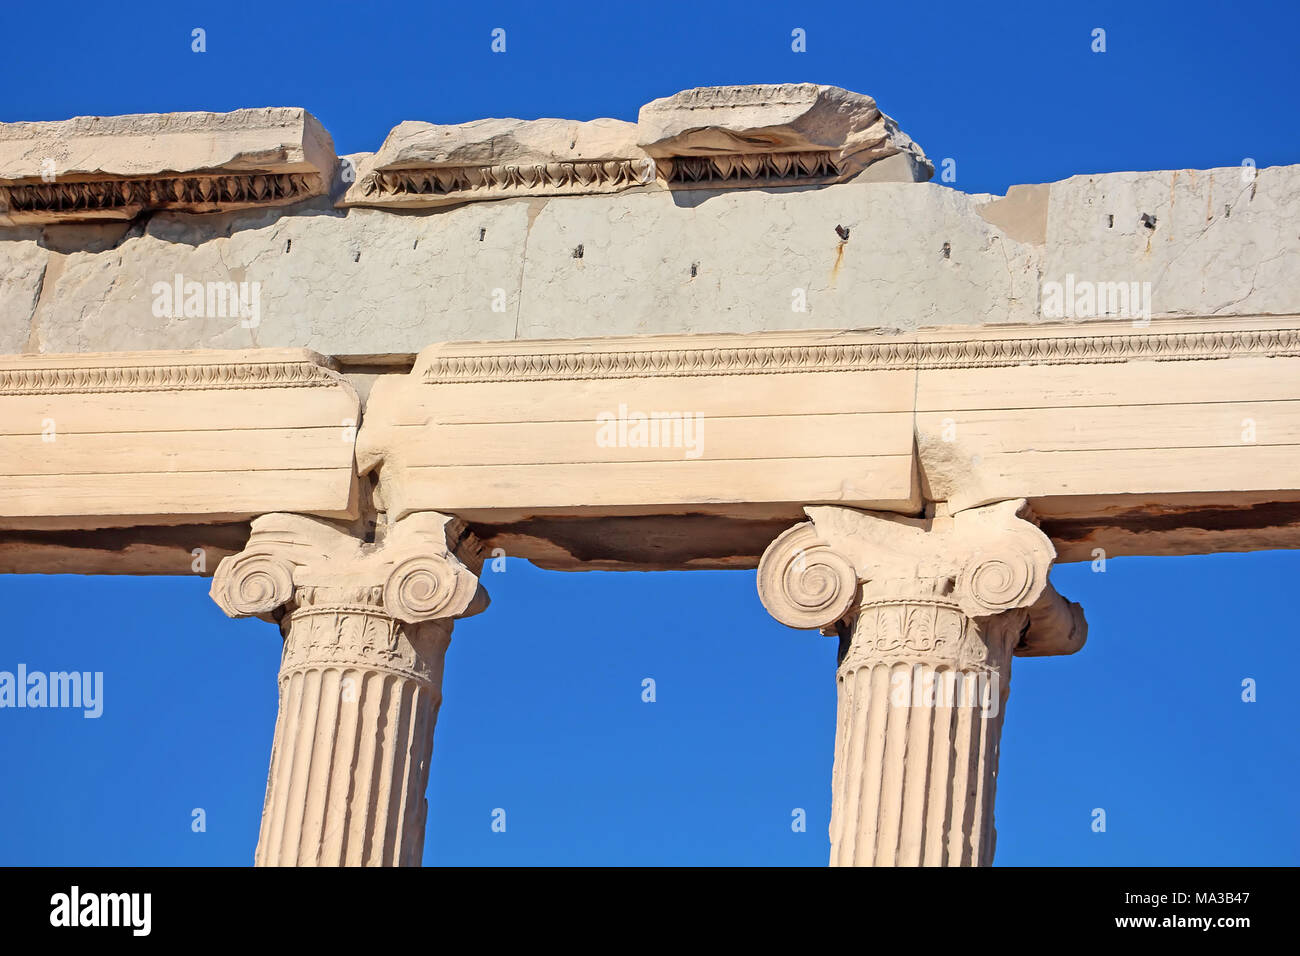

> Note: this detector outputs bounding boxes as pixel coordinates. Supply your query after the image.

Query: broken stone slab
[338,85,932,210]
[0,108,336,225]
[637,83,932,187]
[339,117,657,209]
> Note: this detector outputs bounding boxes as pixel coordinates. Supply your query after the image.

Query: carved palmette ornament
[279,594,445,686]
[835,599,1024,676]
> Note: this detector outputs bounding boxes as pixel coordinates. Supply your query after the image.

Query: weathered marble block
[0,108,336,225]
[340,84,931,210]
[339,117,656,209]
[637,83,932,187]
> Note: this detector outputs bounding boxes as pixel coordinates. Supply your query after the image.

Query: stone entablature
[4,317,1300,573]
[357,317,1300,567]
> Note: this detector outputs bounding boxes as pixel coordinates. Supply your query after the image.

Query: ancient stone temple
[2,84,1297,866]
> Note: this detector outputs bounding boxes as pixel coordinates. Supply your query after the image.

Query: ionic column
[211,511,488,867]
[757,499,1086,867]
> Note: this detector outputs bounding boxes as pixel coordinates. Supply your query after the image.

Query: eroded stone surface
[9,179,1044,355]
[0,230,47,352]
[4,161,1295,357]
[375,117,644,168]
[1043,166,1300,316]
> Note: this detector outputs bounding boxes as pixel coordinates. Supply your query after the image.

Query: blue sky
[1,0,1298,865]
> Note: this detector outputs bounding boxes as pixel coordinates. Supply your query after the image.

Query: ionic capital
[210,511,488,625]
[757,499,1085,657]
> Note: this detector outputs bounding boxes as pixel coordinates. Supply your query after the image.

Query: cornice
[349,148,849,205]
[356,158,655,202]
[0,171,321,221]
[658,150,842,188]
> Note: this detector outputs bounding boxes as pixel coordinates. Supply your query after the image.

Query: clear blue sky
[1,0,1297,865]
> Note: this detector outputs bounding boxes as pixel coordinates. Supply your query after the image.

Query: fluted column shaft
[257,598,451,866]
[828,594,1020,866]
